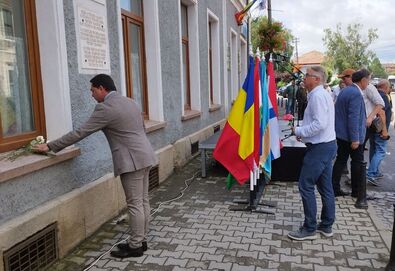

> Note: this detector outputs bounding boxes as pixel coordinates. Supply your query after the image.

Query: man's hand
[291,126,302,141]
[350,141,359,150]
[366,116,373,127]
[380,132,390,140]
[32,144,50,153]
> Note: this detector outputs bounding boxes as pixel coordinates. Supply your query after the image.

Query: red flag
[253,57,261,165]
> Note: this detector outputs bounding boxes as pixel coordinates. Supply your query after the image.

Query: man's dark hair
[352,68,371,83]
[90,74,116,91]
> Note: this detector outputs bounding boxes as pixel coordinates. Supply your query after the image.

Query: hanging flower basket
[257,21,287,52]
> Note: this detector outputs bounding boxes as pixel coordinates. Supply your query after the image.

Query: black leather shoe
[110,245,143,258]
[117,241,147,252]
[334,190,350,197]
[142,241,147,251]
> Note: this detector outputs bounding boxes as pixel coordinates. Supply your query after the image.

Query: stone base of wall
[0,173,125,271]
[0,120,225,270]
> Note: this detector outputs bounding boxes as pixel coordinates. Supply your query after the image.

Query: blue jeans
[367,134,387,177]
[299,140,337,232]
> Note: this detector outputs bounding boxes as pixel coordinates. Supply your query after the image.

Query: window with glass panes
[121,0,148,118]
[208,21,214,105]
[180,3,191,111]
[0,0,45,152]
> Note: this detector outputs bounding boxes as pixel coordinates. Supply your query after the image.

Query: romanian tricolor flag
[213,57,255,184]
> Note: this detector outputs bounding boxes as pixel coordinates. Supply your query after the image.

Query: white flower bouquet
[1,136,53,162]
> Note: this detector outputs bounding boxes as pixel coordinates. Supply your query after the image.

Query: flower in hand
[32,143,50,153]
[1,136,53,162]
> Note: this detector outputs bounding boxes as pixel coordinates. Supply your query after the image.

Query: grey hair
[310,66,327,84]
[377,79,390,89]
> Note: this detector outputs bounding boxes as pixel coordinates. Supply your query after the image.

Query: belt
[305,140,335,147]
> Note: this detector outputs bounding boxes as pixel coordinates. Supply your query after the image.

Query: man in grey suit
[33,74,157,258]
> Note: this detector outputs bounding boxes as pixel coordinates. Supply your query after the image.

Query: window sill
[0,147,81,184]
[209,104,222,112]
[181,110,202,121]
[144,120,167,133]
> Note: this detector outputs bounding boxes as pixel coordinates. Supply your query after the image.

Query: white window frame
[207,9,221,107]
[240,36,247,86]
[143,0,164,121]
[179,0,200,115]
[35,0,73,140]
[230,28,238,101]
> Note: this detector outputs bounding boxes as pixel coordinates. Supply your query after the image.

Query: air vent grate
[4,223,58,271]
[213,125,220,133]
[149,165,159,191]
[191,141,199,155]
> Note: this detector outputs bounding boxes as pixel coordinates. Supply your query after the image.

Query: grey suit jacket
[48,92,157,176]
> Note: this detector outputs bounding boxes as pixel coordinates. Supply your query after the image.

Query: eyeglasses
[305,73,319,78]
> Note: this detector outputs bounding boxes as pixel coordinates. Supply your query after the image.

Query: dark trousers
[297,101,307,120]
[363,128,373,147]
[332,138,364,194]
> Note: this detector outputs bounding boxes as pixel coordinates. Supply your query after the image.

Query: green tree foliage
[323,23,378,72]
[368,57,388,78]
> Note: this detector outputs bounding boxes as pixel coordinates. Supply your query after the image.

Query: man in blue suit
[332,69,370,209]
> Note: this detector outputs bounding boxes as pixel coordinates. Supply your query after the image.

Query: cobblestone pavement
[47,157,393,271]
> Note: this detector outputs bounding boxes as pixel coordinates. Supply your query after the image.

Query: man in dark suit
[33,74,157,258]
[332,69,370,208]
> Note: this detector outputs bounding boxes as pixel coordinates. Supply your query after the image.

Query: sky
[252,0,395,64]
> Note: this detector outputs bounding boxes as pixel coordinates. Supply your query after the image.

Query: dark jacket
[335,84,366,143]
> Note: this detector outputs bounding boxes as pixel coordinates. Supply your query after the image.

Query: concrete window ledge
[0,147,81,184]
[144,119,167,133]
[209,104,222,112]
[181,110,202,121]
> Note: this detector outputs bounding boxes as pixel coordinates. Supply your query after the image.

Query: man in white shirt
[287,66,337,241]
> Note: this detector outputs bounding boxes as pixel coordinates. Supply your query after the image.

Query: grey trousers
[120,166,151,249]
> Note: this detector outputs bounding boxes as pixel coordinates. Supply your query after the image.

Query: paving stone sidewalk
[47,157,393,271]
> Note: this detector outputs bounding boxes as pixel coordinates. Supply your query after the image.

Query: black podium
[271,120,306,181]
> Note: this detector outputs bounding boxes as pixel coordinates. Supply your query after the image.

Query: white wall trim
[230,28,238,101]
[240,36,248,85]
[143,0,164,121]
[35,0,73,140]
[230,0,243,11]
[116,0,127,97]
[222,0,229,114]
[207,9,221,106]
